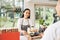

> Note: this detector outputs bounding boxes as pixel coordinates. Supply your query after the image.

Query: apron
[21,19,30,32]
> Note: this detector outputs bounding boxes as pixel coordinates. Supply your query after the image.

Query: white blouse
[17,18,34,31]
[41,21,60,40]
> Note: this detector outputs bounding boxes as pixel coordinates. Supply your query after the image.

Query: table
[24,29,43,40]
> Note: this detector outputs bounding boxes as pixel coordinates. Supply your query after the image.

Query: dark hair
[21,8,30,18]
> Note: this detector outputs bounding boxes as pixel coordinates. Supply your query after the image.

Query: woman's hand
[21,30,28,35]
[0,30,2,34]
[39,33,44,38]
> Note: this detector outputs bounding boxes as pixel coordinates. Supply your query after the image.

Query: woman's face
[56,1,60,16]
[24,10,30,18]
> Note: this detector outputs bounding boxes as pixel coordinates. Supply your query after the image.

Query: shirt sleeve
[17,18,22,31]
[40,25,56,40]
[29,19,34,27]
[56,27,60,40]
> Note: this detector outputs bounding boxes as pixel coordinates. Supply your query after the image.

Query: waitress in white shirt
[17,8,33,40]
[41,0,60,40]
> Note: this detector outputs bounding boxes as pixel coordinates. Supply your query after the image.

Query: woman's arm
[17,18,22,32]
[29,19,34,27]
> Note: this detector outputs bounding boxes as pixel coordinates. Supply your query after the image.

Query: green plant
[39,18,44,25]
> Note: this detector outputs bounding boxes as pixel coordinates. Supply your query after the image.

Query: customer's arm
[56,27,60,40]
[40,25,56,40]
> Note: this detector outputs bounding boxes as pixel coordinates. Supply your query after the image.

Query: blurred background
[0,0,60,28]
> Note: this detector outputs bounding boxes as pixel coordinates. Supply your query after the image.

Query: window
[0,0,24,28]
[35,6,57,28]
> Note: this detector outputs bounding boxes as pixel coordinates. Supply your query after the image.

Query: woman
[17,8,33,40]
[41,0,60,40]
